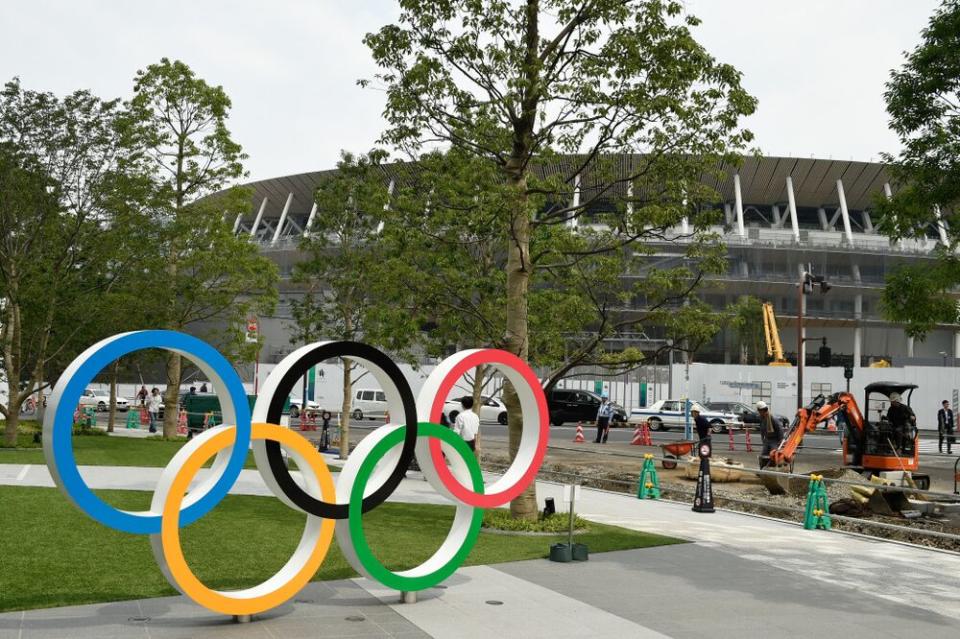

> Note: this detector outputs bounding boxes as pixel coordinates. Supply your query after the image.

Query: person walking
[757,401,782,469]
[938,400,955,454]
[453,397,480,452]
[147,387,162,433]
[595,395,614,443]
[692,405,711,442]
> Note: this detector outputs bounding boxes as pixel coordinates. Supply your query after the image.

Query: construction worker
[757,401,782,469]
[691,405,711,442]
[886,392,916,453]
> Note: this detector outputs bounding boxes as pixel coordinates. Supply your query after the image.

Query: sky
[0,0,942,182]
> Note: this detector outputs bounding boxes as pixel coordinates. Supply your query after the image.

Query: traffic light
[843,364,853,380]
[818,338,831,367]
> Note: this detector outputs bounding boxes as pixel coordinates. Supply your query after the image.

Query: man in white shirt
[453,396,481,451]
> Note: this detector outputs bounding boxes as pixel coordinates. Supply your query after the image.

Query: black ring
[262,341,418,519]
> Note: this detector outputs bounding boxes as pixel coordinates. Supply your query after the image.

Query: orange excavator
[767,382,929,488]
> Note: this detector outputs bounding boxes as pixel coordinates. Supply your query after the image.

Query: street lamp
[797,267,831,410]
[940,350,949,367]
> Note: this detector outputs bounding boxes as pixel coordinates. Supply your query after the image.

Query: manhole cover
[345,615,366,622]
[127,617,151,623]
[485,600,504,606]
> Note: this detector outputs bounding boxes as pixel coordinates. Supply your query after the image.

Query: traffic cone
[637,454,661,499]
[826,418,837,432]
[692,441,715,513]
[803,474,832,530]
[641,420,653,446]
[630,424,644,445]
[573,422,585,443]
[176,409,188,435]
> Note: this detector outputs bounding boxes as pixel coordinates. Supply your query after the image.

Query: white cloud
[0,0,940,180]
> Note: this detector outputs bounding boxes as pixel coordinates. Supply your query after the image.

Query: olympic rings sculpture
[43,331,548,616]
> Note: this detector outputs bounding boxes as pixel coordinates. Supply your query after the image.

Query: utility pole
[797,267,831,410]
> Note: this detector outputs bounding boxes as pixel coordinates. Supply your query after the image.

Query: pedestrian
[938,399,954,454]
[595,394,614,443]
[137,385,148,407]
[757,401,782,469]
[453,396,480,452]
[199,382,208,393]
[147,387,162,433]
[189,386,197,395]
[692,405,711,442]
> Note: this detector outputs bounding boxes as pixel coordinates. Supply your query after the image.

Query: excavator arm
[769,392,864,466]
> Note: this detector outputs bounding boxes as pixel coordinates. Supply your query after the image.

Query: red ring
[428,349,549,507]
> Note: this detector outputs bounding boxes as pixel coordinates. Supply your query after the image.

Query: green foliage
[726,296,766,364]
[878,1,960,335]
[482,508,589,533]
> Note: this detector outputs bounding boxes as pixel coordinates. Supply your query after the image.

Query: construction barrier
[637,453,661,499]
[125,410,140,429]
[573,422,585,443]
[803,474,832,530]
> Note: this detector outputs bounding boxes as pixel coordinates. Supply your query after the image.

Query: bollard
[728,426,736,451]
[744,426,753,452]
[692,440,715,513]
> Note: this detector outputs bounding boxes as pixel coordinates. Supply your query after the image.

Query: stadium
[231,155,955,372]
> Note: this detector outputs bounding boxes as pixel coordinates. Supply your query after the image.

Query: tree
[727,296,765,365]
[363,0,754,517]
[0,79,145,445]
[878,0,960,336]
[291,151,412,459]
[127,59,277,437]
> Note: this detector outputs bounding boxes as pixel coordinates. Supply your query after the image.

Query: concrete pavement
[2,462,959,637]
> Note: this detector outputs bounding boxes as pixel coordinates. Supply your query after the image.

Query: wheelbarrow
[659,440,696,469]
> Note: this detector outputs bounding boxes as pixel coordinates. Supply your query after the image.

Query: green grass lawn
[0,432,336,470]
[0,486,682,612]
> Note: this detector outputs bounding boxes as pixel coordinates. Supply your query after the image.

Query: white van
[352,389,388,421]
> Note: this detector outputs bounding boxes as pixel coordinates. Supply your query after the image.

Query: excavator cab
[844,382,919,472]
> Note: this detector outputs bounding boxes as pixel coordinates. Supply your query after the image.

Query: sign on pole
[245,317,259,343]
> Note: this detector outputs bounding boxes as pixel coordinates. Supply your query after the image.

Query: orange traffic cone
[826,418,837,432]
[631,424,644,445]
[573,422,585,443]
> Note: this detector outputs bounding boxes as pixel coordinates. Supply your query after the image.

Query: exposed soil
[479,443,960,553]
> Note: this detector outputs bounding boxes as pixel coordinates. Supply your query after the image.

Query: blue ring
[49,331,251,534]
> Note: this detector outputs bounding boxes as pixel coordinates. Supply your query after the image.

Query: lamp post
[797,268,831,410]
[940,350,949,367]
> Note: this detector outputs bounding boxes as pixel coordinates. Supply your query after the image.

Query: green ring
[348,422,483,591]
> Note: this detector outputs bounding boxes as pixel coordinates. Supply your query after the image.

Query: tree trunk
[162,353,181,438]
[2,298,22,446]
[108,360,119,433]
[339,358,352,460]
[504,166,537,520]
[472,364,486,458]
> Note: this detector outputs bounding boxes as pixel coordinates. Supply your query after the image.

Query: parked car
[628,399,742,433]
[352,389,388,421]
[79,389,129,412]
[706,401,791,431]
[444,395,509,425]
[546,389,627,427]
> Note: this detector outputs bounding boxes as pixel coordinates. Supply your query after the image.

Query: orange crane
[768,382,928,486]
[761,302,792,366]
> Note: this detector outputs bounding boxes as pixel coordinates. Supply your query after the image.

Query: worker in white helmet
[756,401,782,468]
[886,392,916,453]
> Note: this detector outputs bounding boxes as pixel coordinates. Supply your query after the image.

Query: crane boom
[769,392,864,466]
[762,302,791,366]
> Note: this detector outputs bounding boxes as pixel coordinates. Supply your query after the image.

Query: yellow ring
[159,423,335,615]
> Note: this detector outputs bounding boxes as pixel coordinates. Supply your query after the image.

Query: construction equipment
[761,302,792,366]
[767,382,929,487]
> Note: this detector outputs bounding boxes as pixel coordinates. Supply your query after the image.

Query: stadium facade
[230,156,957,371]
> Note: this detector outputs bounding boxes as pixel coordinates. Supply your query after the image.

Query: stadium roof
[234,156,891,220]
